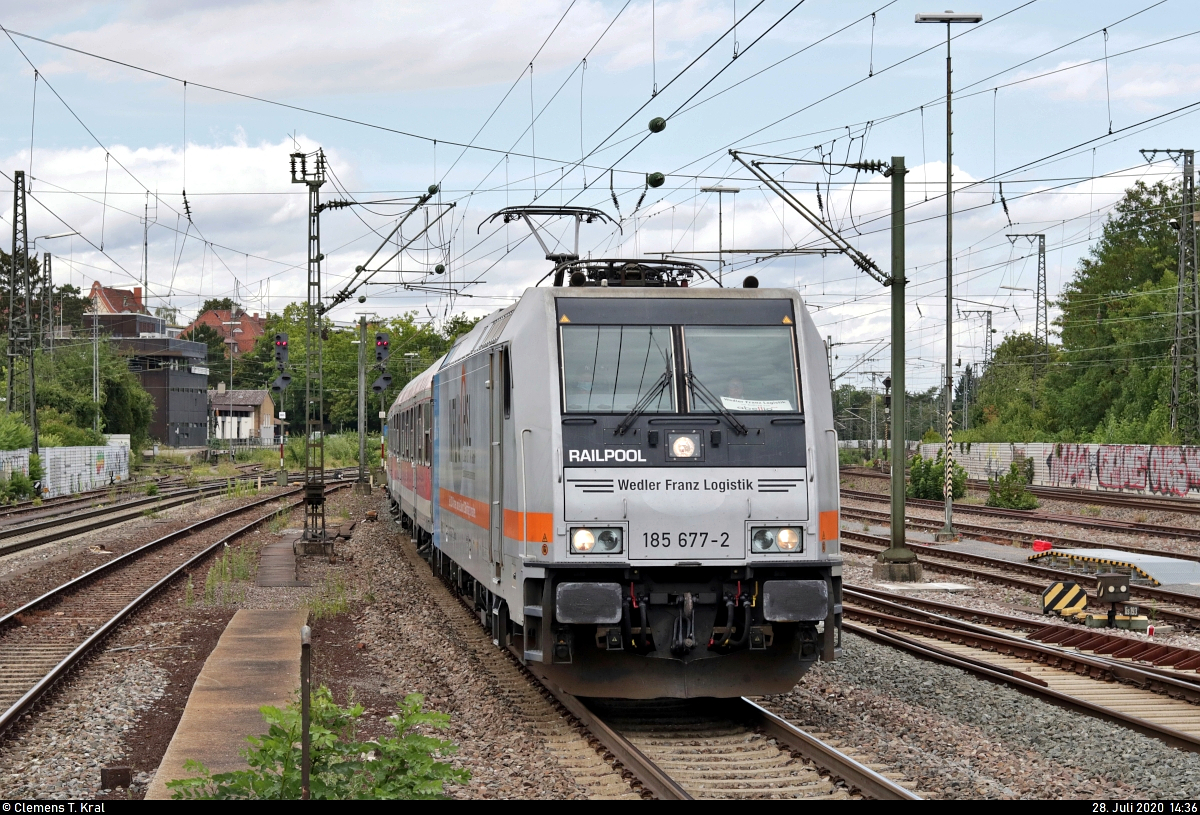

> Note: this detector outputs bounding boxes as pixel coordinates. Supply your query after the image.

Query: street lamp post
[700,186,740,286]
[221,319,242,455]
[916,10,982,541]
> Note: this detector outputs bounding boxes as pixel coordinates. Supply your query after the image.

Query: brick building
[183,309,267,356]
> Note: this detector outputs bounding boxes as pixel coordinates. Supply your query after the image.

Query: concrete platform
[256,537,309,587]
[144,609,309,799]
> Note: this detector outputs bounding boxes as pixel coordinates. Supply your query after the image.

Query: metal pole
[358,316,367,486]
[717,193,724,286]
[92,306,99,435]
[869,372,877,462]
[300,624,311,800]
[1185,150,1195,439]
[882,156,916,566]
[938,23,958,541]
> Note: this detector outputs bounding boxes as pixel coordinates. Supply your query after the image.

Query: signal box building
[88,280,208,448]
[207,387,277,443]
[120,337,210,448]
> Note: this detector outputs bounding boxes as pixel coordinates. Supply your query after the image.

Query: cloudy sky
[0,0,1195,392]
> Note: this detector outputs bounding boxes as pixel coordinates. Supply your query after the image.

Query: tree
[181,323,230,388]
[55,284,91,331]
[241,307,480,435]
[34,337,154,450]
[959,179,1181,445]
[0,249,49,340]
[198,297,238,315]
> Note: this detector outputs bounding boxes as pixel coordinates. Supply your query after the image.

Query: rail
[0,483,351,736]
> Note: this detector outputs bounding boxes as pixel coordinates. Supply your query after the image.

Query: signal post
[271,333,291,486]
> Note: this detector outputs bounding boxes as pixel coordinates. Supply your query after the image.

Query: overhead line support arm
[728,150,888,285]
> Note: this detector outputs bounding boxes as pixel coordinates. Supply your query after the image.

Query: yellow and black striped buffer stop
[1042,581,1088,617]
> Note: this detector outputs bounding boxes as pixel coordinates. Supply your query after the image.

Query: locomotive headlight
[669,433,700,458]
[752,527,803,553]
[777,528,801,550]
[571,529,596,552]
[570,527,624,554]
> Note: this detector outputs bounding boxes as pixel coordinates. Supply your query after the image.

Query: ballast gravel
[337,503,634,799]
[0,656,168,799]
[765,631,1200,799]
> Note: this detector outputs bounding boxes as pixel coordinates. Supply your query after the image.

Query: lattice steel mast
[290,150,328,549]
[8,172,37,453]
[1005,233,1047,406]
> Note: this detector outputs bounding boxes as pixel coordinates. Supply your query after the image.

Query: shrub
[0,413,33,451]
[907,450,967,500]
[986,462,1040,510]
[36,407,105,447]
[920,428,944,444]
[167,688,469,799]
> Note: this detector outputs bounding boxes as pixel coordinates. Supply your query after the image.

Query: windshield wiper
[686,371,749,436]
[615,367,673,436]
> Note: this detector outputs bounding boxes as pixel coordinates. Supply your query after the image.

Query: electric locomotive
[387,259,841,698]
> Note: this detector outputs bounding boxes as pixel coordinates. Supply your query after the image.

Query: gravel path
[764,631,1200,799]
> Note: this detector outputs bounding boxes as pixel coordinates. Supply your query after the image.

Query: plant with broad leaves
[167,687,468,799]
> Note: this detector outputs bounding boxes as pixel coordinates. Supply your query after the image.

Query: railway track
[0,484,348,734]
[843,466,1200,516]
[0,481,271,560]
[840,504,1200,564]
[394,516,919,799]
[839,529,1200,627]
[840,584,1200,752]
[555,694,920,800]
[841,487,1200,543]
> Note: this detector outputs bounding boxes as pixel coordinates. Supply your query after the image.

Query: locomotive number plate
[630,528,745,560]
[641,531,731,550]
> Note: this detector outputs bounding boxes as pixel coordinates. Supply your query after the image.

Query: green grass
[309,575,351,619]
[202,544,259,606]
[267,502,292,534]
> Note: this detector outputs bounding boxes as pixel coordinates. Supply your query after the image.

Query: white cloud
[21,1,726,97]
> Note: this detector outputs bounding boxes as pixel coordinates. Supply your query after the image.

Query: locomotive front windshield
[561,325,675,413]
[685,326,800,412]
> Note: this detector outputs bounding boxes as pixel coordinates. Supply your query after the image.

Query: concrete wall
[42,445,131,497]
[916,441,1200,498]
[0,446,131,498]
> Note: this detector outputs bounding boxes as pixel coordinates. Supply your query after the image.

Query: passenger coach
[387,267,841,698]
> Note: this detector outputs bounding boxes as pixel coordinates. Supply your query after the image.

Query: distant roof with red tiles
[90,282,147,315]
[182,309,268,356]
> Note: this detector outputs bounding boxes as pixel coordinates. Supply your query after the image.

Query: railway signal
[371,373,393,393]
[375,333,390,364]
[274,333,290,367]
[271,372,293,393]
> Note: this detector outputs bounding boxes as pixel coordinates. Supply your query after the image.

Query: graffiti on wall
[1047,444,1200,496]
[918,442,1200,498]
